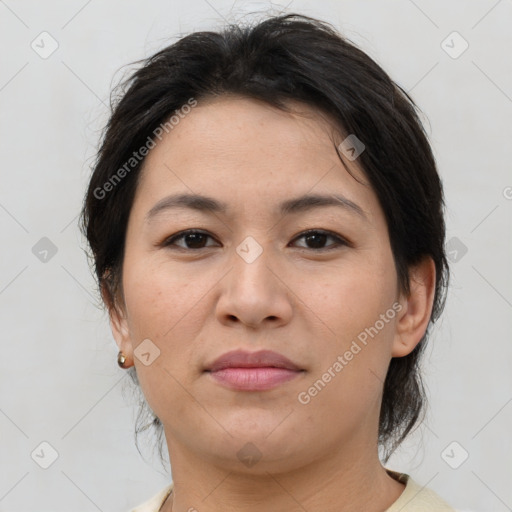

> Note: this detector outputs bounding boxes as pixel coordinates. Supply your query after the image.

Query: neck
[160,436,405,512]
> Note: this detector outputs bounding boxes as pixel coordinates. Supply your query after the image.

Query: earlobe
[392,257,436,358]
[102,283,134,367]
[109,306,135,368]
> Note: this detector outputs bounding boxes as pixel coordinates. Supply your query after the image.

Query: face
[111,95,419,473]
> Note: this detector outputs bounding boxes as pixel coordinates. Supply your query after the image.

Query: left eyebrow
[145,192,368,223]
[279,193,367,220]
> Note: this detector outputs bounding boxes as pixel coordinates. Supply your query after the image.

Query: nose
[215,241,293,330]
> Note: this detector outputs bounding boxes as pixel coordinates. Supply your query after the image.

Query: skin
[109,95,436,512]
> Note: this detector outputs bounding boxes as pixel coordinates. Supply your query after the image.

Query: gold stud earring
[117,351,127,368]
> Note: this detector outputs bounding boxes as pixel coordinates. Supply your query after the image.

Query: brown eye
[162,229,348,252]
[163,230,218,250]
[291,230,348,251]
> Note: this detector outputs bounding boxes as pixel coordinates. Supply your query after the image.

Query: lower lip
[207,367,303,391]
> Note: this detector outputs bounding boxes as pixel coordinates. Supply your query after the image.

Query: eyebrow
[145,192,367,223]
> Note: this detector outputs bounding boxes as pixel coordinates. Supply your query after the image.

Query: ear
[392,257,436,358]
[101,282,134,367]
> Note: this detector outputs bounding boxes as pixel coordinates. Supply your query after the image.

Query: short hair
[80,13,449,466]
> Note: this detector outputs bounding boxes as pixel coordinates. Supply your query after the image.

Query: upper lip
[205,349,302,372]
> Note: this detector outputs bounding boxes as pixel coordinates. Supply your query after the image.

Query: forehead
[133,95,380,223]
[149,95,346,165]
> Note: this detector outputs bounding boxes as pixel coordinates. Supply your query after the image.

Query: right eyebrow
[146,193,228,223]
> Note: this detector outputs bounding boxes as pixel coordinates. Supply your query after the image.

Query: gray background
[0,1,511,511]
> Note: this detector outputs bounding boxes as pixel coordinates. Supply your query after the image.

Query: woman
[81,13,455,512]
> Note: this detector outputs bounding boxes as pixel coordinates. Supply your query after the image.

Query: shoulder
[385,470,456,512]
[129,482,173,512]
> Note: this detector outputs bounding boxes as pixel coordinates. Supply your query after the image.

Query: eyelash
[161,229,350,252]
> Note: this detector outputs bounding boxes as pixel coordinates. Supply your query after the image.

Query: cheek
[304,250,398,393]
[123,256,207,340]
[121,258,209,420]
[315,255,398,335]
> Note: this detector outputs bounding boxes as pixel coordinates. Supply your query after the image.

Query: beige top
[130,469,456,511]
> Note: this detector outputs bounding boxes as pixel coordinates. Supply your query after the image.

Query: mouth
[204,349,305,391]
[206,367,304,391]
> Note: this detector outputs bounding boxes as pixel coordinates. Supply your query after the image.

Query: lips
[205,349,302,372]
[204,349,304,391]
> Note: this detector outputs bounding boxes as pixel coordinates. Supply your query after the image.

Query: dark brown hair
[80,13,449,466]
